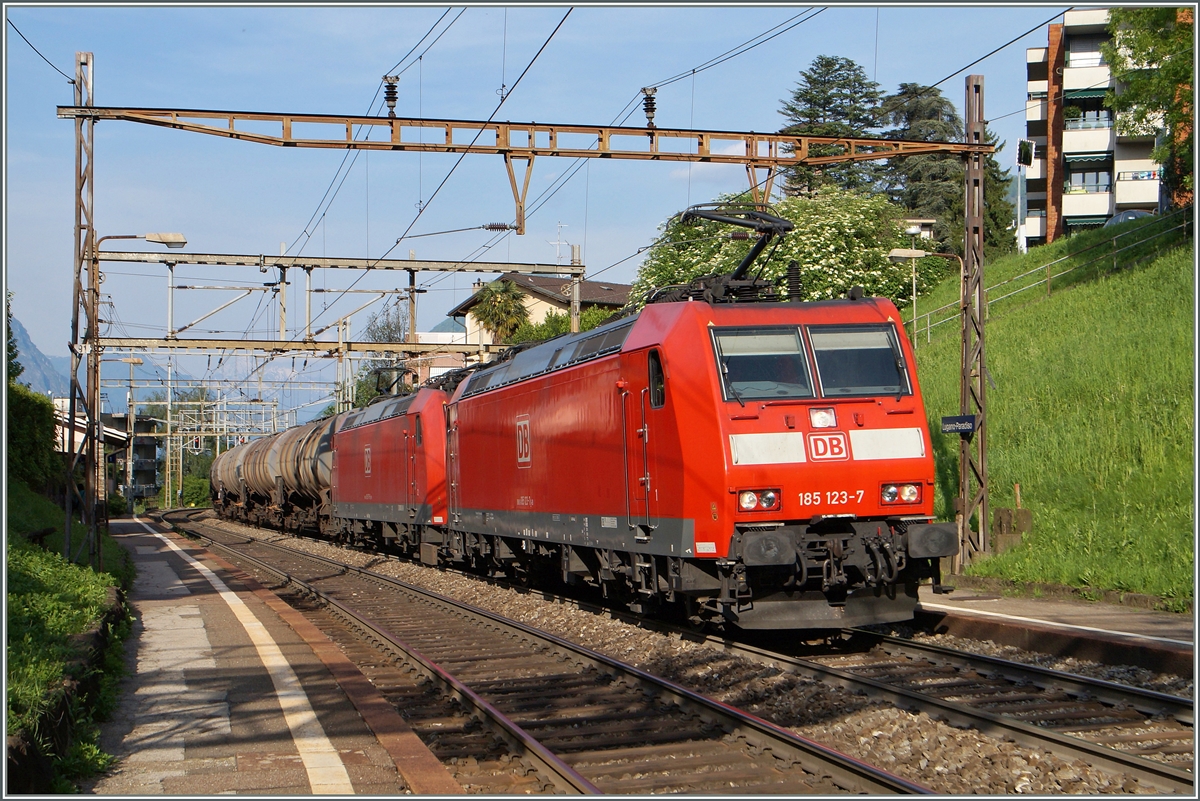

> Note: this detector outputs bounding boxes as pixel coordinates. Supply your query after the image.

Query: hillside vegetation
[6,479,134,788]
[912,230,1193,607]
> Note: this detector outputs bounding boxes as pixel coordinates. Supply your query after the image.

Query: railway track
[162,510,930,795]
[164,510,1193,794]
[719,633,1194,794]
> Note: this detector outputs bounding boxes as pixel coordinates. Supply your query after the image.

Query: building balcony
[1115,176,1161,207]
[1062,190,1113,218]
[1025,158,1045,180]
[1026,100,1047,121]
[1026,79,1048,95]
[1064,8,1110,29]
[1023,215,1046,238]
[1063,127,1115,153]
[1063,65,1111,91]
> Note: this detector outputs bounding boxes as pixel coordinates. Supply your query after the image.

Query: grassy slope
[913,244,1194,605]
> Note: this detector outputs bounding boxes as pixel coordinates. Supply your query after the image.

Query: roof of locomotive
[453,295,902,401]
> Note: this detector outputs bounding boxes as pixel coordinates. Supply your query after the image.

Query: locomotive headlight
[882,483,921,504]
[738,489,781,511]
[809,407,837,428]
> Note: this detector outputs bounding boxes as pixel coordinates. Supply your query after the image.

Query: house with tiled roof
[447,272,633,347]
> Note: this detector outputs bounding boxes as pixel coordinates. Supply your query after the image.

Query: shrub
[181,476,210,508]
[6,382,57,490]
[631,188,911,307]
[106,493,127,518]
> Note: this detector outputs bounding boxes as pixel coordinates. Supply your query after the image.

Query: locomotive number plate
[799,489,864,506]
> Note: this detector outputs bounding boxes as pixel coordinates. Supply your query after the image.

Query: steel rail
[167,511,598,795]
[855,631,1194,725]
[700,635,1195,795]
[168,512,932,795]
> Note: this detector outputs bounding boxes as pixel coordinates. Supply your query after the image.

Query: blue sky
[5,3,1068,411]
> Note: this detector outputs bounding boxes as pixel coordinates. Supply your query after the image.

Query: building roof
[447,272,633,318]
[429,316,466,334]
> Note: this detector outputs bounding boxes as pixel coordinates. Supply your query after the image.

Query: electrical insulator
[483,222,513,231]
[383,75,400,118]
[641,87,657,129]
[730,231,752,240]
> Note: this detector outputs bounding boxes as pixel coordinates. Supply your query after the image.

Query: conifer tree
[779,55,881,194]
[877,84,964,248]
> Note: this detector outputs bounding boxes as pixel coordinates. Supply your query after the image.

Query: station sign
[940,415,978,435]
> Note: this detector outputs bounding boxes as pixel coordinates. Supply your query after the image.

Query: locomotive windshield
[808,324,911,397]
[712,327,814,401]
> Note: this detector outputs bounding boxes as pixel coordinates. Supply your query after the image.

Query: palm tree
[470,280,530,344]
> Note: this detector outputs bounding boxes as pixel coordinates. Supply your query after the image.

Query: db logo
[515,415,531,467]
[807,432,849,461]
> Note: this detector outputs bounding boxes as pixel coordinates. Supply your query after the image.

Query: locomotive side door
[408,415,421,518]
[446,404,462,526]
[622,348,663,539]
[400,419,415,520]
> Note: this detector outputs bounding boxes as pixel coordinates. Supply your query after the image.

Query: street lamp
[66,230,187,562]
[118,357,143,515]
[888,237,964,350]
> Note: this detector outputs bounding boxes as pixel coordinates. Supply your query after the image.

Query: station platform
[916,583,1194,678]
[85,518,461,795]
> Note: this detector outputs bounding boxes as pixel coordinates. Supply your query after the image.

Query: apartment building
[1020,8,1163,250]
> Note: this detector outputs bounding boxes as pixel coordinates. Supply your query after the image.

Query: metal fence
[905,206,1193,343]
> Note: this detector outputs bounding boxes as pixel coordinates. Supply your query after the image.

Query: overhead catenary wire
[419,8,831,296]
[302,9,574,333]
[284,8,465,258]
[6,18,75,84]
[216,9,573,401]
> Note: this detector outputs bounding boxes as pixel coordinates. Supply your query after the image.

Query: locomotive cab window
[711,327,814,401]
[648,350,665,408]
[808,324,911,397]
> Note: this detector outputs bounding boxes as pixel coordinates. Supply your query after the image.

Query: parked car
[1104,209,1155,227]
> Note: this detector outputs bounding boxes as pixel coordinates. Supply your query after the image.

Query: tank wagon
[211,206,958,630]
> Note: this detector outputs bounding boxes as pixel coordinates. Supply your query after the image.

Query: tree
[352,299,413,408]
[779,55,882,194]
[470,280,530,344]
[877,84,964,248]
[1100,7,1194,200]
[511,306,615,343]
[7,291,23,384]
[631,188,950,309]
[945,130,1017,259]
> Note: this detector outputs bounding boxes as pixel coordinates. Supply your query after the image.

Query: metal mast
[64,52,96,564]
[957,75,989,568]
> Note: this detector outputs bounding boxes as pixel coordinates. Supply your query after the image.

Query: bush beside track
[5,479,135,792]
[915,239,1193,610]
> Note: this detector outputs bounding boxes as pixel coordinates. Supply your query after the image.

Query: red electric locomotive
[439,294,955,628]
[211,205,957,630]
[329,386,450,551]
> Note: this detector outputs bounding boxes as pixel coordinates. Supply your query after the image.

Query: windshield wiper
[722,362,746,407]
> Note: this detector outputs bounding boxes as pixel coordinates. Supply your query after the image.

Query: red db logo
[807,432,849,461]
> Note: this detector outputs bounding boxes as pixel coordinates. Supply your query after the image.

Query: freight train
[210,206,958,630]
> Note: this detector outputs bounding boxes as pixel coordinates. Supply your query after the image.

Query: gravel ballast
[200,515,1185,795]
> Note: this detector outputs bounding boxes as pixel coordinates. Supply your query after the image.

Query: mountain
[9,317,70,397]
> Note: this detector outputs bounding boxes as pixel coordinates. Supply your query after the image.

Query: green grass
[6,479,136,788]
[910,210,1191,343]
[913,243,1194,607]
